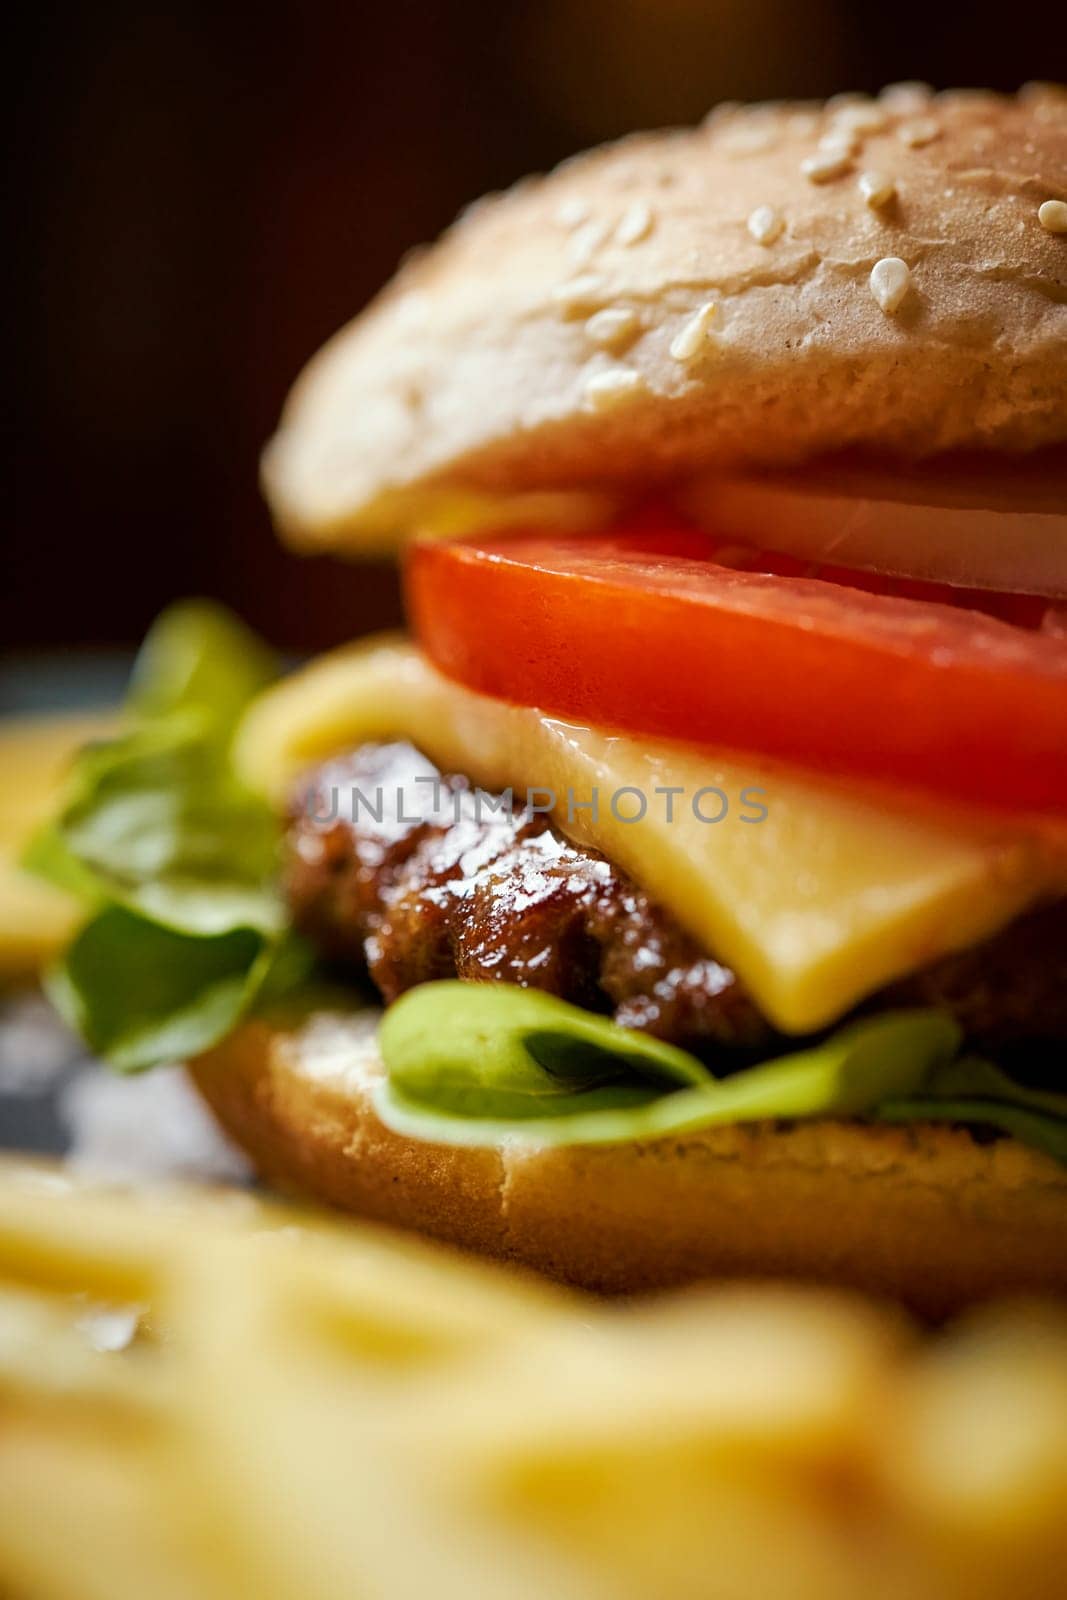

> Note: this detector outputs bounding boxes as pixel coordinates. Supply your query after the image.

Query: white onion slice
[686,459,1067,597]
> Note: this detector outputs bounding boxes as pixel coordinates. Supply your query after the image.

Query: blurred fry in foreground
[0,1160,1063,1600]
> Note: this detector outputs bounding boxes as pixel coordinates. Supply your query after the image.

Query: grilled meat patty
[285,741,1067,1062]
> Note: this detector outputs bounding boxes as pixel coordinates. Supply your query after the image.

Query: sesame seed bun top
[262,85,1067,554]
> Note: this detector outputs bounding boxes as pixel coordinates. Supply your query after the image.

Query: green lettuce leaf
[50,909,270,1071]
[126,598,278,733]
[26,601,311,1071]
[34,718,282,934]
[375,981,964,1147]
[878,1056,1067,1164]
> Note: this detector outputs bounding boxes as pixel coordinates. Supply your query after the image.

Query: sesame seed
[819,130,859,158]
[858,170,896,208]
[801,147,853,183]
[938,88,991,110]
[1038,199,1067,233]
[393,289,431,325]
[703,100,742,128]
[719,121,778,156]
[788,111,820,138]
[551,274,606,316]
[1019,81,1067,106]
[897,117,940,148]
[669,301,718,362]
[879,81,933,112]
[747,204,784,245]
[584,307,640,349]
[583,366,645,410]
[567,218,610,266]
[831,103,888,136]
[615,201,654,246]
[869,257,911,314]
[825,92,869,113]
[455,190,502,227]
[556,197,590,228]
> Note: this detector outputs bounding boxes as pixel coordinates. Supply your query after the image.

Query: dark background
[8,0,1064,658]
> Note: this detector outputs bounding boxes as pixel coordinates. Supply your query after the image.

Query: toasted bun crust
[190,1007,1067,1316]
[263,85,1067,553]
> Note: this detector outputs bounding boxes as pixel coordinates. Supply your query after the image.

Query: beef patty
[284,741,1067,1064]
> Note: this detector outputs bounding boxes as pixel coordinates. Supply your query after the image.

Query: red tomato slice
[405,512,1067,815]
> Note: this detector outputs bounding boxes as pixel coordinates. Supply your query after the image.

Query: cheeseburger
[36,85,1067,1314]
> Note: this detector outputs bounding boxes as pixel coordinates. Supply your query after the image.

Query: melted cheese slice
[236,636,1067,1034]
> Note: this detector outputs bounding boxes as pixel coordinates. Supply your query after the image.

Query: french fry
[0,1159,1063,1600]
[0,1410,234,1600]
[399,1287,912,1473]
[0,1160,565,1344]
[362,1292,923,1600]
[0,1284,159,1413]
[879,1303,1067,1600]
[0,1163,270,1305]
[169,1246,601,1600]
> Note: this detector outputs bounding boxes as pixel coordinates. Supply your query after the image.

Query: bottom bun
[189,1004,1067,1316]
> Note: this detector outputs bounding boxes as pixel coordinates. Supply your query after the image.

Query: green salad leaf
[35,718,283,934]
[50,909,268,1071]
[26,601,311,1071]
[375,981,966,1147]
[380,983,710,1125]
[878,1056,1067,1165]
[127,599,278,733]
